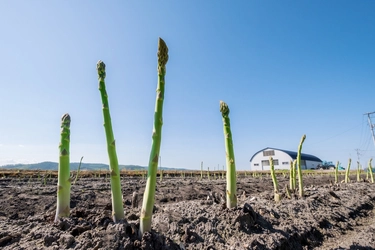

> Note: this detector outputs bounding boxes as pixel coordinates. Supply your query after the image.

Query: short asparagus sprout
[292,160,297,190]
[369,158,374,183]
[97,60,124,222]
[220,100,237,208]
[55,113,71,222]
[357,161,361,182]
[285,185,292,199]
[334,161,339,184]
[132,191,138,208]
[43,172,48,185]
[345,158,352,183]
[200,161,203,180]
[270,157,281,202]
[73,156,84,185]
[160,170,163,182]
[289,161,294,191]
[140,38,169,236]
[297,134,306,197]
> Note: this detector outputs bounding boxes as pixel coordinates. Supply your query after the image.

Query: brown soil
[1,172,375,249]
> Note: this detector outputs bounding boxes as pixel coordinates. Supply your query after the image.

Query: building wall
[306,160,319,170]
[251,149,320,170]
[251,149,293,171]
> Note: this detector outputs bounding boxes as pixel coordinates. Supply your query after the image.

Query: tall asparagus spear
[97,60,124,222]
[55,113,71,222]
[334,161,340,184]
[292,159,297,190]
[369,158,374,183]
[357,161,361,182]
[345,158,352,183]
[140,38,169,236]
[270,157,281,202]
[297,134,306,198]
[220,100,237,208]
[289,161,293,191]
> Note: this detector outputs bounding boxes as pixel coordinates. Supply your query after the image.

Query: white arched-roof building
[250,147,322,171]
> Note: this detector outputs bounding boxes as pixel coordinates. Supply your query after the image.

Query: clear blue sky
[1,1,375,170]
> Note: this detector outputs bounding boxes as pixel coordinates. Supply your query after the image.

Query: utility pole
[365,112,375,149]
[355,148,362,163]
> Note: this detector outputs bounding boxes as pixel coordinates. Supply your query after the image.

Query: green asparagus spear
[292,159,297,190]
[289,161,294,191]
[200,161,203,180]
[73,156,83,185]
[54,113,71,222]
[297,134,306,197]
[220,101,237,208]
[334,161,339,184]
[140,38,169,236]
[369,158,374,183]
[357,161,361,182]
[345,158,351,183]
[270,157,281,202]
[97,60,124,222]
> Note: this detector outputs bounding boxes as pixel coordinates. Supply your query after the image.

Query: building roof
[249,147,322,162]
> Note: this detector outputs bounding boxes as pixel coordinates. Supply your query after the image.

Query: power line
[358,115,367,149]
[310,124,361,145]
[364,111,375,150]
[355,148,362,163]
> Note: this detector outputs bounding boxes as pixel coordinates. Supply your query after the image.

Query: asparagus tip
[220,100,230,117]
[158,38,169,72]
[96,60,106,78]
[61,113,71,126]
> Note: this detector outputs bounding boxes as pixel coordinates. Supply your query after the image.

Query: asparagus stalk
[345,158,351,183]
[270,157,281,202]
[55,113,71,222]
[289,161,293,191]
[220,100,237,208]
[357,161,361,182]
[297,134,306,198]
[97,60,124,222]
[73,156,83,185]
[200,161,203,180]
[132,191,139,208]
[140,38,169,236]
[369,158,374,183]
[334,161,339,184]
[285,185,291,199]
[292,159,297,190]
[159,170,163,182]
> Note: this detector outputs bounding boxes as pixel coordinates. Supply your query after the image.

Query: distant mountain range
[0,161,187,171]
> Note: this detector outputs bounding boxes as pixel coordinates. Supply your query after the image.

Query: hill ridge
[0,162,186,171]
